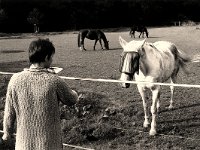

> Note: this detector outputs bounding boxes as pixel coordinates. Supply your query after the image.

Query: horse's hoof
[79,47,86,51]
[149,130,157,136]
[143,121,150,128]
[168,105,173,110]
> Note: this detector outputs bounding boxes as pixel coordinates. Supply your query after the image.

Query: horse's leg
[80,38,86,51]
[168,76,177,109]
[137,85,150,128]
[168,83,174,109]
[146,31,148,38]
[99,39,103,50]
[149,85,160,136]
[93,40,98,50]
[168,66,179,109]
[133,32,135,38]
[139,32,142,38]
[130,31,133,38]
[156,89,161,113]
[79,38,83,51]
[142,32,144,38]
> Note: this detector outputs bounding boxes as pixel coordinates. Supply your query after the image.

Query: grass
[1,26,200,149]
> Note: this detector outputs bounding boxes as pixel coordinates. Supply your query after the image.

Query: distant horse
[77,29,109,51]
[119,37,190,136]
[129,25,149,38]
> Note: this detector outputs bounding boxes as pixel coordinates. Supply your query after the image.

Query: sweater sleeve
[3,78,16,137]
[56,78,78,106]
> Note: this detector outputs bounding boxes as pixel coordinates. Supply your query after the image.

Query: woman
[2,38,78,150]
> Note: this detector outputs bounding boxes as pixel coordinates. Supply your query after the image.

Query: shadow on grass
[158,118,200,136]
[0,50,25,53]
[148,36,162,38]
[108,47,122,51]
[0,60,29,73]
[160,102,200,113]
[130,36,161,39]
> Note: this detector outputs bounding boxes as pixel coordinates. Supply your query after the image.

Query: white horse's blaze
[119,36,190,136]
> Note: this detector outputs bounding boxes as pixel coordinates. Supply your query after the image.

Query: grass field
[1,26,200,150]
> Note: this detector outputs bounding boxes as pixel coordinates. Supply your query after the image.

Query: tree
[27,8,44,33]
[0,8,8,26]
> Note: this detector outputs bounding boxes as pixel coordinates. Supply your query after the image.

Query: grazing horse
[77,29,109,51]
[130,25,149,38]
[119,37,190,136]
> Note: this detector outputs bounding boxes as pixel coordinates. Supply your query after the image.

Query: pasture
[1,26,200,150]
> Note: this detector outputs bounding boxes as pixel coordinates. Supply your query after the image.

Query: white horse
[119,36,190,136]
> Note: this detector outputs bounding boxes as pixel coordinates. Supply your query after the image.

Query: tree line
[0,0,200,33]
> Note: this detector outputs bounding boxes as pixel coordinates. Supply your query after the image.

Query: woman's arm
[2,80,16,141]
[57,78,78,106]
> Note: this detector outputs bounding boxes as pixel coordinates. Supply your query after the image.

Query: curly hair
[28,38,55,63]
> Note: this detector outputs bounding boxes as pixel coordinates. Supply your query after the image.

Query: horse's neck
[100,32,107,42]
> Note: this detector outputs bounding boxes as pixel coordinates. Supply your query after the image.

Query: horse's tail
[129,28,133,35]
[177,49,191,74]
[77,31,81,47]
[144,28,149,38]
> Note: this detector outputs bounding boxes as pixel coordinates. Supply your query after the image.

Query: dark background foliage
[0,0,200,33]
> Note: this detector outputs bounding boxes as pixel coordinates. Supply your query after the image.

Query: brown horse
[129,25,149,38]
[78,29,109,51]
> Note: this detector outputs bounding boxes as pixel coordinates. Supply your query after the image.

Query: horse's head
[118,36,146,88]
[104,40,109,50]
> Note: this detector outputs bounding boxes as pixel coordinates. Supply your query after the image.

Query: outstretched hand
[1,134,15,149]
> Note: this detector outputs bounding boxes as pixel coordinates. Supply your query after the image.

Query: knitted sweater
[3,68,78,150]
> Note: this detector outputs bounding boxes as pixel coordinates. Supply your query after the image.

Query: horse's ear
[119,36,127,49]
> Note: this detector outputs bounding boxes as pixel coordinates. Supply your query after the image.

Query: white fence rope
[1,70,200,149]
[1,71,200,88]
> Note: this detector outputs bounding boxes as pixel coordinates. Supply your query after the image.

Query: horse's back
[153,41,176,53]
[79,29,89,34]
[136,41,177,82]
[150,41,177,70]
[83,29,99,40]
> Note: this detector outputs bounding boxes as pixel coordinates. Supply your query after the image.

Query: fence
[1,71,200,149]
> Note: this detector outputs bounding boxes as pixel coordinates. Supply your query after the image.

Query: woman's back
[7,70,65,150]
